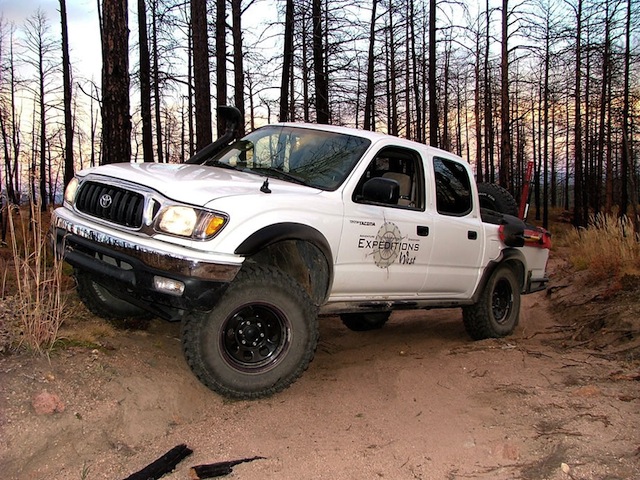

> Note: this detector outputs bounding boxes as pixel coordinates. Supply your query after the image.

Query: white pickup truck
[53,108,551,399]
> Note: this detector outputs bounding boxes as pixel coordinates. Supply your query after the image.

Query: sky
[2,0,105,82]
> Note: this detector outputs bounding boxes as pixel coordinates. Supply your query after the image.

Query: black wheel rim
[220,304,290,372]
[492,278,513,324]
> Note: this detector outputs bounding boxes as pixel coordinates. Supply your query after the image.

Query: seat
[382,172,412,206]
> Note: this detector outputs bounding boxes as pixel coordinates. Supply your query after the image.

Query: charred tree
[137,0,154,162]
[101,0,131,165]
[60,0,75,186]
[191,0,212,150]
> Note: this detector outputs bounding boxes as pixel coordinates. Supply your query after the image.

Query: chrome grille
[75,181,145,228]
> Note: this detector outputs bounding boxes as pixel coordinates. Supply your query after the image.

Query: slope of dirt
[0,263,639,480]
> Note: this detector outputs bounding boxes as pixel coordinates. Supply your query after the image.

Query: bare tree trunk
[474,23,483,183]
[428,0,437,146]
[441,39,450,151]
[312,0,329,124]
[595,0,611,215]
[138,0,154,162]
[231,0,245,136]
[101,0,131,165]
[483,0,494,183]
[60,0,75,187]
[151,2,164,162]
[279,0,294,122]
[191,0,212,150]
[499,0,512,191]
[542,22,550,229]
[620,0,638,232]
[410,0,422,143]
[7,29,20,203]
[216,0,228,135]
[363,0,377,131]
[388,4,398,136]
[187,17,194,157]
[573,0,585,228]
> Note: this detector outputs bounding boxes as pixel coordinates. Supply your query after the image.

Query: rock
[571,385,602,397]
[32,391,65,415]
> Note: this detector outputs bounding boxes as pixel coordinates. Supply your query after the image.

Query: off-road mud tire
[75,271,153,330]
[340,312,391,331]
[181,264,319,399]
[462,265,520,340]
[477,183,518,216]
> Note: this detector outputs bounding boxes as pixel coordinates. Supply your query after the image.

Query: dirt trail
[1,290,639,480]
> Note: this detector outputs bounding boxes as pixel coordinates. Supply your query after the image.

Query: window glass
[205,126,371,190]
[433,157,472,216]
[353,147,423,209]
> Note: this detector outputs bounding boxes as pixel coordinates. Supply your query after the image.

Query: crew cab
[53,109,550,399]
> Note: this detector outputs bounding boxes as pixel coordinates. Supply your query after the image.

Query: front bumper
[53,209,242,321]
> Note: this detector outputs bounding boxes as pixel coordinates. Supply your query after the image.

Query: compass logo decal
[357,222,420,268]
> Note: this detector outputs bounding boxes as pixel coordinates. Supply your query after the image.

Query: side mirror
[361,177,400,205]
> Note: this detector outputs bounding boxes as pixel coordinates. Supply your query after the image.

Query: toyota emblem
[99,193,113,208]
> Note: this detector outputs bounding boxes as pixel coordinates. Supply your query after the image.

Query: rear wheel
[463,265,520,340]
[340,312,391,331]
[75,271,153,329]
[181,264,318,399]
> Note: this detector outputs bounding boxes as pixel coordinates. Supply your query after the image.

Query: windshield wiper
[251,167,309,186]
[206,160,242,171]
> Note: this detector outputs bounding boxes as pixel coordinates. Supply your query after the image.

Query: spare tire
[477,183,518,216]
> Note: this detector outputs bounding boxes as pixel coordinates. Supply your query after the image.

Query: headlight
[64,177,79,205]
[156,206,227,240]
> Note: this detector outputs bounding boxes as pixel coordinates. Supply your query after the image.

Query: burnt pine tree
[23,10,56,209]
[231,0,245,136]
[279,0,294,122]
[499,0,512,191]
[312,0,329,124]
[363,0,377,131]
[101,0,131,165]
[216,0,227,136]
[191,0,212,150]
[137,0,154,162]
[59,0,75,187]
[428,0,437,146]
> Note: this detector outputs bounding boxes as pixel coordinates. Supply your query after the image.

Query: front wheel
[462,265,521,340]
[181,264,319,399]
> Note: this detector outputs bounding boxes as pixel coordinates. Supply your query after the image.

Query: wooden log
[123,444,193,480]
[189,456,266,479]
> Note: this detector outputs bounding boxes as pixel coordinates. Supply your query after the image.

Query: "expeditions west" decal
[357,222,420,268]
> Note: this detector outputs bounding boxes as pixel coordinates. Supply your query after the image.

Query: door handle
[417,226,429,236]
[468,230,478,240]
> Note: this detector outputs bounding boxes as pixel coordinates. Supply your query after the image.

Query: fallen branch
[190,456,266,479]
[123,444,193,480]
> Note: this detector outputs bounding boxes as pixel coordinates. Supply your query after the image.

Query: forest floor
[0,253,639,480]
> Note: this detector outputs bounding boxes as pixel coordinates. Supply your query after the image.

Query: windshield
[203,126,371,190]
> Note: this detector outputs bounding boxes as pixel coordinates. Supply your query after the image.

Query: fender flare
[235,222,334,275]
[472,248,527,303]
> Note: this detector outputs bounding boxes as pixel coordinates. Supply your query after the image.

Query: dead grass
[562,214,640,282]
[4,204,68,354]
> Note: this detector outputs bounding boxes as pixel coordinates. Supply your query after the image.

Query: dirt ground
[1,259,639,480]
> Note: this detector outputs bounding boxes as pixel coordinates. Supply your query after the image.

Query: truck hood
[79,162,322,205]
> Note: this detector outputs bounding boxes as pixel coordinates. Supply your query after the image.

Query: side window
[433,157,472,216]
[353,147,424,210]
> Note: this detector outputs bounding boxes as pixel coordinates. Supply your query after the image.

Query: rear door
[419,156,484,298]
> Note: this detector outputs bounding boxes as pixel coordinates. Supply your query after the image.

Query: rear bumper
[52,210,241,321]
